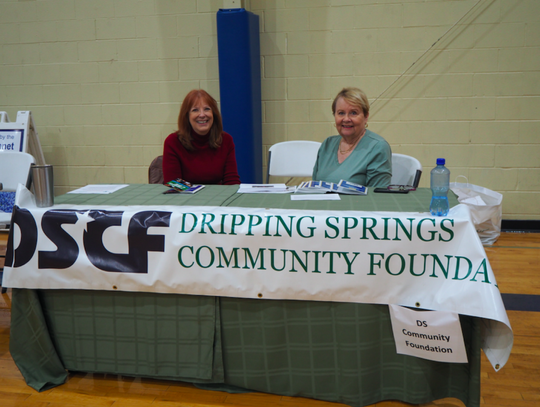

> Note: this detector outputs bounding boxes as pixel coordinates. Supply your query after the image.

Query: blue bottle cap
[436,158,445,165]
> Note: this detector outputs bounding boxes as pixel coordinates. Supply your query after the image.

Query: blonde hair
[332,87,370,116]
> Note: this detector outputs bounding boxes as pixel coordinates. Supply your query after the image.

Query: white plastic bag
[450,176,503,245]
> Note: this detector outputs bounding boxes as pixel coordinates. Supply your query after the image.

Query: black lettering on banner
[39,210,79,269]
[83,210,171,273]
[5,206,38,268]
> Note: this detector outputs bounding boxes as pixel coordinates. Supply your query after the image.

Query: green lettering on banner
[409,254,429,277]
[263,215,273,236]
[368,253,384,275]
[274,215,295,237]
[381,218,391,240]
[385,253,406,276]
[247,215,263,236]
[200,213,217,234]
[453,256,473,280]
[269,248,287,271]
[325,217,339,239]
[289,250,310,272]
[429,254,453,279]
[342,252,360,274]
[343,217,358,239]
[439,219,454,241]
[195,246,214,268]
[417,218,436,242]
[178,246,194,267]
[216,247,240,269]
[394,218,414,242]
[243,247,266,270]
[219,214,227,234]
[312,251,322,273]
[470,258,491,283]
[297,216,316,238]
[322,251,343,274]
[361,217,379,240]
[230,214,245,235]
[179,213,197,233]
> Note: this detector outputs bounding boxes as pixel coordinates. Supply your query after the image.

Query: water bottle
[430,158,450,216]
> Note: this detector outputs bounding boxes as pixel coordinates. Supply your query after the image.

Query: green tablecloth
[53,184,457,212]
[10,185,477,407]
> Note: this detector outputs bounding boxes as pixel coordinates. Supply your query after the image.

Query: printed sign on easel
[0,129,24,151]
[0,111,45,165]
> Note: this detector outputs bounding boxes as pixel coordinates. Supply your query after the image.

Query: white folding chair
[267,141,321,184]
[391,153,422,187]
[0,151,35,229]
[0,151,35,292]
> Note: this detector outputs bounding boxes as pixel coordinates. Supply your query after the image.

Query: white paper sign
[389,304,468,364]
[0,129,23,151]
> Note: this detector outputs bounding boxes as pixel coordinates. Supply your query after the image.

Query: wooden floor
[0,231,539,407]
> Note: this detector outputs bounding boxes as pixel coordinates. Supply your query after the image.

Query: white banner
[3,186,512,371]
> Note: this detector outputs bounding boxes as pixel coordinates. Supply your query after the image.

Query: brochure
[336,180,368,195]
[295,181,339,194]
[295,180,367,195]
[164,179,205,194]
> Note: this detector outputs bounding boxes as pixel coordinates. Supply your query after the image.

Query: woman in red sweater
[162,89,241,185]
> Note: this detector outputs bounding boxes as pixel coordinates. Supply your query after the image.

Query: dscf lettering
[5,207,172,273]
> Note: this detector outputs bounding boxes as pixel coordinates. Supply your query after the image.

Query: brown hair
[331,87,370,116]
[177,89,223,150]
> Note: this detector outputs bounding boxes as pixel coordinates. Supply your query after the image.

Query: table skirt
[10,289,480,407]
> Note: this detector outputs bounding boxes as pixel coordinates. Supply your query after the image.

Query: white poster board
[0,111,45,165]
[389,304,468,364]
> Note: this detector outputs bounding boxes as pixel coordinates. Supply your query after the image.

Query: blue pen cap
[436,158,445,165]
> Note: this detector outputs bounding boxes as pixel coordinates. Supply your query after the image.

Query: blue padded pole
[216,9,262,184]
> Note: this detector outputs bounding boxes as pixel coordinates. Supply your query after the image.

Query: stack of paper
[336,180,368,195]
[295,180,368,195]
[237,184,293,194]
[296,181,338,193]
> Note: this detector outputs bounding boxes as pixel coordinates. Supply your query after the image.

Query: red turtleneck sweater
[162,131,241,185]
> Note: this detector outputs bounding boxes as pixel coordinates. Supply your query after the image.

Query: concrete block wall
[0,0,219,192]
[254,0,540,219]
[0,0,538,219]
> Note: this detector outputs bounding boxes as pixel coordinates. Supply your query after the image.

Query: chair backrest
[148,155,164,184]
[391,153,422,187]
[267,141,321,183]
[0,151,35,191]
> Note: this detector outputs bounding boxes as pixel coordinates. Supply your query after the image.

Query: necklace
[338,142,356,154]
[338,129,366,155]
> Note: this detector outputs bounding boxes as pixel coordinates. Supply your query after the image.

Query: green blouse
[312,130,392,187]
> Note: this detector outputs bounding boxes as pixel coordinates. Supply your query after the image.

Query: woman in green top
[312,87,392,187]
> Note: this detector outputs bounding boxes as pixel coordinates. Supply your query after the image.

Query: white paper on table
[67,184,129,194]
[290,194,341,201]
[237,184,293,194]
